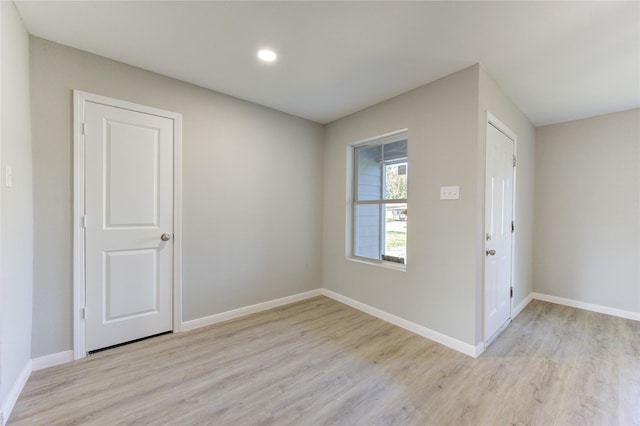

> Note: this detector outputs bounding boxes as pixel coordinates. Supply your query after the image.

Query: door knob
[161,233,171,241]
[486,249,496,256]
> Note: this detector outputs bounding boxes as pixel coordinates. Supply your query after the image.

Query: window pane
[384,161,408,200]
[356,145,382,201]
[383,139,407,162]
[383,203,407,264]
[354,204,381,259]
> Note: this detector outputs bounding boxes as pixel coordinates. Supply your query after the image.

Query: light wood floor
[10,296,640,425]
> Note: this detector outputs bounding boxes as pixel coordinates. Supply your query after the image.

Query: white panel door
[84,101,173,352]
[484,123,514,341]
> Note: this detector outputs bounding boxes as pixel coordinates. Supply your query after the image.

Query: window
[352,131,408,266]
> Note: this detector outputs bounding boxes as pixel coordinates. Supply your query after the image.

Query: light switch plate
[440,186,459,199]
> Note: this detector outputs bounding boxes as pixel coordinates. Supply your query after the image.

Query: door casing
[73,90,183,360]
[483,112,517,345]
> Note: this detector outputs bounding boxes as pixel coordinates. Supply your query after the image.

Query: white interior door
[84,101,174,352]
[484,122,515,342]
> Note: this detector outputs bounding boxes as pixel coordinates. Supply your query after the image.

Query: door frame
[72,90,183,360]
[483,112,517,344]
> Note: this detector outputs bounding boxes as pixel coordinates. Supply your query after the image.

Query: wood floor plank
[9,297,640,425]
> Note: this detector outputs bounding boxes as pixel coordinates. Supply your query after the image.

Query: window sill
[347,256,407,272]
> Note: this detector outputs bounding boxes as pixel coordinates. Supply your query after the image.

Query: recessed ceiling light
[257,49,277,62]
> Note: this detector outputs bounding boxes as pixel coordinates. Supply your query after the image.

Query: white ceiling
[14,1,640,126]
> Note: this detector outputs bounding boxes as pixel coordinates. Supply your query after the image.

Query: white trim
[350,128,409,149]
[321,289,482,358]
[346,256,407,272]
[533,292,640,322]
[72,91,85,360]
[32,350,74,371]
[484,318,511,349]
[172,104,184,332]
[180,289,323,332]
[72,90,183,359]
[474,342,485,357]
[512,293,534,318]
[0,2,3,419]
[1,360,31,426]
[182,287,484,357]
[487,112,517,142]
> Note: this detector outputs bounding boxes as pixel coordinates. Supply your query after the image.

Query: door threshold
[484,319,511,349]
[87,331,173,355]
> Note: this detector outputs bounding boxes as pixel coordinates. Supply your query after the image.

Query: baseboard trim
[32,350,74,371]
[180,289,323,332]
[474,342,485,357]
[512,293,534,318]
[320,289,481,358]
[532,292,640,321]
[1,360,32,426]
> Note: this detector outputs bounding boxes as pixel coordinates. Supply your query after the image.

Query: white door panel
[106,121,160,227]
[484,122,514,342]
[85,101,173,352]
[104,249,158,321]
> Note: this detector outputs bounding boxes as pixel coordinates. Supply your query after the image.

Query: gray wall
[478,66,536,341]
[24,26,634,363]
[1,0,33,407]
[30,37,324,358]
[323,66,482,346]
[535,109,640,313]
[322,64,536,347]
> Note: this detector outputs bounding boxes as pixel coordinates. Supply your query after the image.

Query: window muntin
[353,134,408,265]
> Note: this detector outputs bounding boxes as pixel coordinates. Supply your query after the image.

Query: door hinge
[513,155,516,167]
[510,287,513,298]
[82,122,87,136]
[82,215,87,229]
[81,307,87,320]
[511,221,515,232]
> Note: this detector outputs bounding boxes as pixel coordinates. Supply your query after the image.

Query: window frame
[350,129,408,270]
